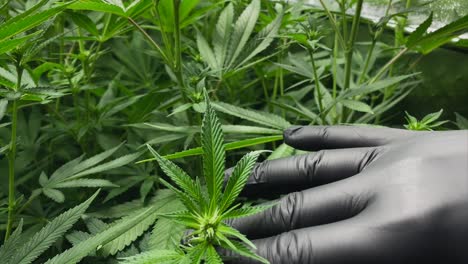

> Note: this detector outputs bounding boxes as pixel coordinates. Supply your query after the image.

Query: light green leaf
[455,112,468,129]
[0,99,7,122]
[220,240,269,264]
[69,152,142,180]
[223,204,276,220]
[197,31,218,72]
[118,249,183,264]
[52,179,117,188]
[42,188,65,203]
[213,102,290,130]
[267,143,295,160]
[205,245,223,264]
[213,3,234,72]
[340,99,373,114]
[226,0,260,68]
[343,74,416,98]
[237,5,283,67]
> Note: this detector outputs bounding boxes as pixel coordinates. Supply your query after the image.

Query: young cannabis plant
[144,92,271,263]
[404,109,449,131]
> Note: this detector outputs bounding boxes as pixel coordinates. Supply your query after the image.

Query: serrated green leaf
[65,143,124,179]
[0,220,24,261]
[149,218,185,251]
[66,231,92,246]
[68,0,126,16]
[70,12,100,37]
[202,92,225,211]
[42,188,65,203]
[213,3,234,73]
[406,13,433,47]
[223,204,275,220]
[218,223,256,250]
[236,5,283,67]
[205,245,223,264]
[69,152,142,180]
[226,0,260,68]
[0,99,7,122]
[212,102,290,130]
[52,179,117,188]
[407,13,468,54]
[267,143,295,160]
[420,109,443,124]
[7,191,99,264]
[197,31,218,72]
[220,151,263,211]
[118,249,183,264]
[0,33,40,56]
[343,74,416,98]
[340,99,374,114]
[220,240,269,264]
[44,190,175,264]
[0,2,71,42]
[147,145,202,203]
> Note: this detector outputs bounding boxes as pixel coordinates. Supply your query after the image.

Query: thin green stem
[308,48,325,124]
[358,40,376,84]
[371,47,408,84]
[358,0,393,85]
[173,0,188,103]
[318,0,346,50]
[343,0,364,90]
[128,17,169,65]
[5,64,23,241]
[340,0,348,41]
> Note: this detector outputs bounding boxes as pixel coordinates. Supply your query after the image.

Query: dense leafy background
[0,0,467,263]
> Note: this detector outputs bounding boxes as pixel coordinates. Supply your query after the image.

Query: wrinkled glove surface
[226,126,468,264]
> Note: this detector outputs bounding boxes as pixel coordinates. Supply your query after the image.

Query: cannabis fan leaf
[143,91,271,263]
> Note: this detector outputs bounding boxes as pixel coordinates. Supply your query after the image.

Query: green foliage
[404,109,449,131]
[0,191,99,264]
[146,92,271,263]
[0,0,465,262]
[197,0,283,78]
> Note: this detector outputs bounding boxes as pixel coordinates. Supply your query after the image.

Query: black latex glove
[226,126,468,264]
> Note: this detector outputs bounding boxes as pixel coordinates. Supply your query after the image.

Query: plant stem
[343,0,364,90]
[357,40,376,84]
[308,48,325,124]
[5,64,23,241]
[128,17,169,65]
[340,0,348,41]
[318,0,346,50]
[371,47,408,83]
[173,0,188,103]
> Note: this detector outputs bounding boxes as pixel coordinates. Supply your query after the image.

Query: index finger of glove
[284,125,416,151]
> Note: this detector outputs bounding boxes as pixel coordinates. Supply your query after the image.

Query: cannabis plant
[404,109,449,131]
[126,92,272,263]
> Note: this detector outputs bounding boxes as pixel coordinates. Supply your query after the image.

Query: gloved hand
[225,126,468,264]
